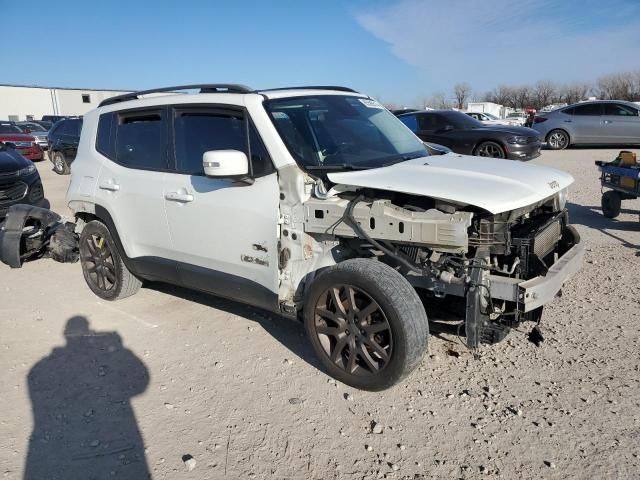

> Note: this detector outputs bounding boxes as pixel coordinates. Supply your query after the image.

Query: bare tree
[453,82,472,110]
[484,85,512,106]
[558,82,591,105]
[533,80,557,110]
[596,72,638,101]
[425,92,451,109]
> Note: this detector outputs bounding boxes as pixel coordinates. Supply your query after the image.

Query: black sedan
[397,110,542,160]
[0,142,47,218]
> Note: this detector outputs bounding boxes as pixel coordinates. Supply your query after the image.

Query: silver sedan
[532,100,640,150]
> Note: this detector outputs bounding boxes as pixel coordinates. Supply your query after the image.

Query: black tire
[546,129,570,150]
[51,151,70,175]
[474,141,506,159]
[303,259,429,391]
[79,220,141,300]
[601,190,621,219]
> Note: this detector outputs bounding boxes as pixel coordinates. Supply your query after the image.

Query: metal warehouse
[0,84,130,121]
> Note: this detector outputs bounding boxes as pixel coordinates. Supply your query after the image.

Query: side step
[0,205,79,268]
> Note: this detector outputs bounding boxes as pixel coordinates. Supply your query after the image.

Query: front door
[602,102,640,144]
[163,106,280,309]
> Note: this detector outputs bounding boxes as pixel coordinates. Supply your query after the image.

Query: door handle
[563,120,572,123]
[98,180,120,191]
[165,192,194,203]
[603,120,612,124]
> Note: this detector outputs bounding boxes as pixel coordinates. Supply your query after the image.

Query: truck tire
[79,220,141,300]
[601,190,621,218]
[303,258,429,391]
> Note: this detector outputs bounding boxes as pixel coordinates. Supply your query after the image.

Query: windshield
[0,123,23,134]
[484,112,499,120]
[446,111,484,129]
[266,95,428,169]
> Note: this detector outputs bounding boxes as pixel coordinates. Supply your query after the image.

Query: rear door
[563,103,604,143]
[602,102,640,144]
[163,106,280,309]
[94,108,174,276]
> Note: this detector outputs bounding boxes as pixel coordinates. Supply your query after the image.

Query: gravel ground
[1,148,639,479]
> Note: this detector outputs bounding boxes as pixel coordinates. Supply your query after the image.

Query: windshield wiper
[380,152,426,167]
[306,164,372,171]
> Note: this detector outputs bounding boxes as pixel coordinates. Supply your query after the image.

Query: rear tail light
[534,117,548,123]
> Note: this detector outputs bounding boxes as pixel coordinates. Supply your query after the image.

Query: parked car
[0,84,583,391]
[505,112,528,126]
[466,112,510,126]
[0,122,43,161]
[17,122,49,150]
[398,110,542,160]
[41,115,69,124]
[532,100,640,150]
[0,141,46,218]
[33,120,53,130]
[47,118,82,174]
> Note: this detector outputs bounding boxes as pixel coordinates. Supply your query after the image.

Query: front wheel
[546,129,570,150]
[474,141,506,158]
[51,151,69,175]
[303,259,429,391]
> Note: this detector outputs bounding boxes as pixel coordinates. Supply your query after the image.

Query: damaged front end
[302,189,584,349]
[0,204,79,268]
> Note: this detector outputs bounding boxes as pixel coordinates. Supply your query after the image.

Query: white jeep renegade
[1,84,583,390]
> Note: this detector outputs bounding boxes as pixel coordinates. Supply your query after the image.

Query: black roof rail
[259,86,359,94]
[98,84,254,107]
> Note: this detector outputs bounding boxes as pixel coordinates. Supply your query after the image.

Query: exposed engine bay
[302,187,581,348]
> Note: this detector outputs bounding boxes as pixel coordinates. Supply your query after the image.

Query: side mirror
[202,150,252,183]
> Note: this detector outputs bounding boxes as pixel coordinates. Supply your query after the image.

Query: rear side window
[116,110,167,170]
[399,114,418,132]
[173,109,274,177]
[96,112,116,160]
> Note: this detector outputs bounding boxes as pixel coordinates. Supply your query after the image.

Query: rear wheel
[546,129,569,150]
[79,220,141,300]
[601,190,621,218]
[474,141,506,158]
[304,259,429,391]
[51,151,69,175]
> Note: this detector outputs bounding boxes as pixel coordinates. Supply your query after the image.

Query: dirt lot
[1,149,639,479]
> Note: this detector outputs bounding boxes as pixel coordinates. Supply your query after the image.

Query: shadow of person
[24,316,150,480]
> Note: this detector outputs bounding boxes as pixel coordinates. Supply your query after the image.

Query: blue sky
[1,0,639,105]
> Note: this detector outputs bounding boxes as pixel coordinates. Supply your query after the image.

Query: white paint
[327,154,574,214]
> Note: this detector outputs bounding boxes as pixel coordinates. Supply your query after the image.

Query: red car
[0,121,44,161]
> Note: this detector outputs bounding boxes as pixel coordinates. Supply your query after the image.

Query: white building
[0,84,131,121]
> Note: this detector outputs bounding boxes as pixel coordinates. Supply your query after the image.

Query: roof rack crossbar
[98,84,254,107]
[259,86,359,94]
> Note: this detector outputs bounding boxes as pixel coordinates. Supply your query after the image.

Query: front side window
[116,111,166,170]
[266,95,427,170]
[67,119,82,137]
[173,109,274,177]
[604,103,638,116]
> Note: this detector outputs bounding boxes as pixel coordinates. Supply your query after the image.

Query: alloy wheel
[476,143,505,158]
[312,285,393,376]
[80,233,116,292]
[53,154,64,173]
[548,131,568,149]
